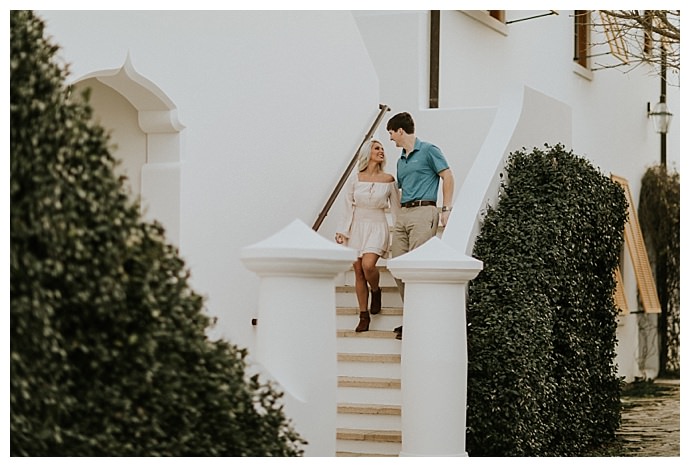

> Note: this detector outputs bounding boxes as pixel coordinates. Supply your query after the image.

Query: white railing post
[240,219,357,456]
[386,237,482,457]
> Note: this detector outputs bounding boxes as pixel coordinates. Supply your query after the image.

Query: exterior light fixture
[647,101,673,134]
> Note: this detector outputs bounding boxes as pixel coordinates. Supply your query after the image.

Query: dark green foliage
[10,10,304,456]
[638,166,680,376]
[466,144,627,456]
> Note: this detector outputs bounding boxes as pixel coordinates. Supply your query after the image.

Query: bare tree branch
[581,10,680,83]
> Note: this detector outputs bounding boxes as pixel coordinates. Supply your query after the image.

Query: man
[387,112,454,340]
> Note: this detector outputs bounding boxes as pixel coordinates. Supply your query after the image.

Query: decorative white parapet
[386,236,483,457]
[240,219,357,456]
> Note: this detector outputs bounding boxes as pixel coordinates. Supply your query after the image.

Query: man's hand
[440,210,451,227]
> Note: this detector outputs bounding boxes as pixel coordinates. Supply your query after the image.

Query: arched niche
[73,55,184,245]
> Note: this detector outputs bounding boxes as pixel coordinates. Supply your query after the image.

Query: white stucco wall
[40,10,381,353]
[37,9,677,384]
[353,10,679,382]
[354,10,680,193]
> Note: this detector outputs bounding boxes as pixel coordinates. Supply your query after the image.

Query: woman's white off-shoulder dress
[337,176,401,258]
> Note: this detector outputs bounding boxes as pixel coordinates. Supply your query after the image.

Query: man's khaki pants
[390,205,439,300]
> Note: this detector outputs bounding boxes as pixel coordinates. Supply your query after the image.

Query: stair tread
[336,451,397,457]
[338,402,401,416]
[337,265,402,456]
[338,375,400,388]
[337,329,399,338]
[337,306,402,315]
[337,428,402,443]
[336,285,399,293]
[338,353,401,363]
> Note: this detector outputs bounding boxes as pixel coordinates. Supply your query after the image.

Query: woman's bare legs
[362,253,381,314]
[353,258,370,332]
[353,258,369,312]
[353,254,382,307]
[353,253,381,331]
[361,253,381,290]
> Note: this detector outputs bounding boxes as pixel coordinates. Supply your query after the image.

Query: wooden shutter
[574,10,591,68]
[613,267,629,314]
[611,175,661,313]
[599,10,629,63]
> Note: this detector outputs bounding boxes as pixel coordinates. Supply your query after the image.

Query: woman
[335,139,400,332]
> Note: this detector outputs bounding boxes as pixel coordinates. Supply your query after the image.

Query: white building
[38,9,679,456]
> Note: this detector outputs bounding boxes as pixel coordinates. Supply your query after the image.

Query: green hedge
[10,10,304,456]
[638,165,680,376]
[466,144,627,456]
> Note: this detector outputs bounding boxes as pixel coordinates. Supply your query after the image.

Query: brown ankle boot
[370,288,382,315]
[355,311,370,332]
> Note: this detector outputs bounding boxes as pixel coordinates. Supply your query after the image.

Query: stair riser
[337,386,401,405]
[341,270,399,287]
[337,413,401,431]
[336,293,403,308]
[337,336,401,354]
[338,360,400,379]
[337,314,402,331]
[336,440,402,456]
[335,262,402,457]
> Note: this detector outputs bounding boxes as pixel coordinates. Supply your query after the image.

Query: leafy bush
[10,10,304,456]
[466,144,627,456]
[638,165,680,377]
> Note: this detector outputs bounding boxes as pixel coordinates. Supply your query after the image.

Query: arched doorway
[73,55,184,245]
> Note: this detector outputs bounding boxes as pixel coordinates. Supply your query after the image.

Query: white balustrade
[387,237,482,456]
[241,219,357,456]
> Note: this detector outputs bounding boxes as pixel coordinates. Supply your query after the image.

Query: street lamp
[647,100,673,134]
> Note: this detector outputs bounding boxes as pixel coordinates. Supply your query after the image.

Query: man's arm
[439,168,454,226]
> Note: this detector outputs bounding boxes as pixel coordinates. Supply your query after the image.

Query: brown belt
[401,200,436,208]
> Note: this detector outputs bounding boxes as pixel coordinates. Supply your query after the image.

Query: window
[429,10,440,108]
[488,10,505,23]
[460,10,508,35]
[573,10,591,68]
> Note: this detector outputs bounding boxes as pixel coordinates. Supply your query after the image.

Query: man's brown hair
[386,112,415,134]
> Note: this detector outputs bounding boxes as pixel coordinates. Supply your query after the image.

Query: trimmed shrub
[10,10,304,456]
[638,165,680,377]
[466,144,627,456]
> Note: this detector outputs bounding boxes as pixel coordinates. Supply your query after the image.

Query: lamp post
[647,48,673,167]
[647,101,673,135]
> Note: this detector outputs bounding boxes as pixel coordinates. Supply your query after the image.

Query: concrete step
[338,402,401,415]
[338,402,401,431]
[337,428,402,443]
[338,375,401,405]
[340,268,398,287]
[336,285,399,294]
[339,375,401,389]
[338,352,401,363]
[335,274,403,458]
[338,352,401,379]
[336,428,402,456]
[337,329,401,354]
[336,450,397,457]
[336,286,402,307]
[337,306,402,331]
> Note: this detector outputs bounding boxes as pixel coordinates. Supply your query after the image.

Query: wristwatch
[441,206,452,212]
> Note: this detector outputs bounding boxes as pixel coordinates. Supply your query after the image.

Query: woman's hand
[335,233,345,244]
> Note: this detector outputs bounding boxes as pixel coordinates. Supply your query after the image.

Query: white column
[386,237,482,457]
[240,219,357,456]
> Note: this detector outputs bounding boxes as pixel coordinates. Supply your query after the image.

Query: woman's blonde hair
[357,139,385,172]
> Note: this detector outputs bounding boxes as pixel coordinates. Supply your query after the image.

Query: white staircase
[335,262,403,457]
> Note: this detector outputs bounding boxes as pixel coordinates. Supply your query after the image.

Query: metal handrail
[312,104,391,231]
